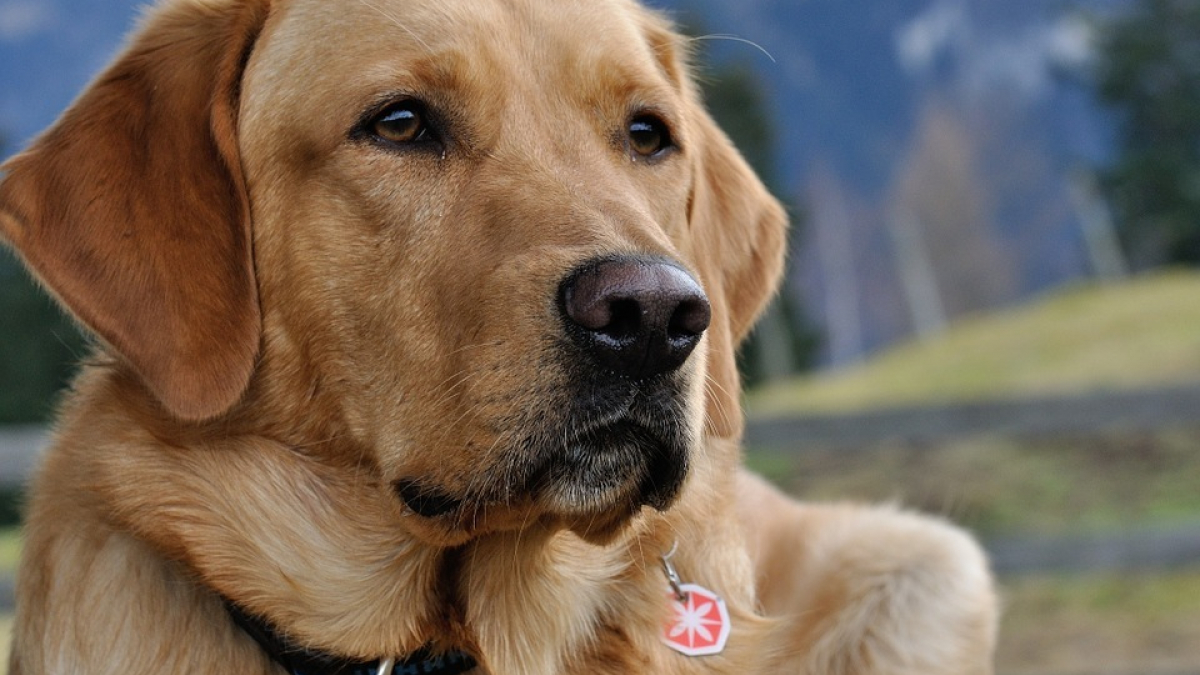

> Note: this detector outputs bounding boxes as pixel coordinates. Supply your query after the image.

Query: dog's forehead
[250,0,678,107]
[238,0,689,174]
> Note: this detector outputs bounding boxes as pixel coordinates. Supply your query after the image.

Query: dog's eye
[370,102,433,145]
[628,115,673,159]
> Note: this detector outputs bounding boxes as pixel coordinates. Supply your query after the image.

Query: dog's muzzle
[394,254,709,536]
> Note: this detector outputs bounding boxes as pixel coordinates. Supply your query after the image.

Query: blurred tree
[890,100,1018,320]
[1094,0,1200,267]
[0,250,87,424]
[0,132,88,424]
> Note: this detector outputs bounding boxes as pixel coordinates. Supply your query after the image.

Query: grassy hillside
[742,269,1200,536]
[749,270,1200,415]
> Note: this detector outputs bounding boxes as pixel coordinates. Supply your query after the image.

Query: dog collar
[225,600,477,675]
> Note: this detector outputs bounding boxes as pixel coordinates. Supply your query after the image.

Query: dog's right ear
[0,0,270,421]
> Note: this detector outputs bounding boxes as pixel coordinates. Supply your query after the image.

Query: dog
[0,0,998,672]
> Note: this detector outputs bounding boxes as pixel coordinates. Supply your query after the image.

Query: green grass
[748,270,1200,416]
[0,528,15,673]
[998,571,1200,673]
[0,529,19,578]
[741,270,1200,538]
[0,614,9,673]
[747,428,1200,537]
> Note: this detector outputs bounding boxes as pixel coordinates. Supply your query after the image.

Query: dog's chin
[395,420,689,546]
[533,420,687,510]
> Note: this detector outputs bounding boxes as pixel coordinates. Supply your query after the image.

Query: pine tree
[1095,0,1200,267]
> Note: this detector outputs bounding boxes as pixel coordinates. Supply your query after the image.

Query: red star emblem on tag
[661,583,731,656]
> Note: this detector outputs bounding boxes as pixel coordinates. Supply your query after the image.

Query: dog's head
[0,0,785,545]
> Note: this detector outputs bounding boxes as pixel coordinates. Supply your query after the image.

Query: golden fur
[0,0,997,672]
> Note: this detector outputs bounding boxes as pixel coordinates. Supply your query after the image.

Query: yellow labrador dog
[0,0,997,672]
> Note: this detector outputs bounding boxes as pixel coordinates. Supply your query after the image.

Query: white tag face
[660,583,731,657]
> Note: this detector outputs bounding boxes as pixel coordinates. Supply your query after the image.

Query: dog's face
[0,0,785,546]
[241,0,710,543]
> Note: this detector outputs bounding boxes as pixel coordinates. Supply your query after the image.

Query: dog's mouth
[393,396,691,542]
[393,478,463,519]
[530,417,688,514]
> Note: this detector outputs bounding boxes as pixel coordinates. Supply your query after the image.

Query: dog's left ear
[0,0,271,421]
[638,12,788,438]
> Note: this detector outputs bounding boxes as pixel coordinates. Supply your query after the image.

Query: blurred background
[2,0,1200,672]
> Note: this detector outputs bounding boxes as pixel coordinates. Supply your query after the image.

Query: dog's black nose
[559,256,711,380]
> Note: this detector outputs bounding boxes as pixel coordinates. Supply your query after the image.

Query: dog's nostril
[559,256,710,379]
[604,299,642,341]
[668,297,711,340]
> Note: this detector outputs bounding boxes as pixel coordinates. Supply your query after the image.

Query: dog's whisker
[699,382,727,432]
[419,372,476,420]
[687,33,776,62]
[465,436,506,501]
[701,369,736,403]
[423,398,491,456]
[627,529,647,577]
[443,338,507,359]
[701,373,737,431]
[510,501,540,580]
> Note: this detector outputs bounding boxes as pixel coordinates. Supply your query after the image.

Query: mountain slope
[750,270,1200,414]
